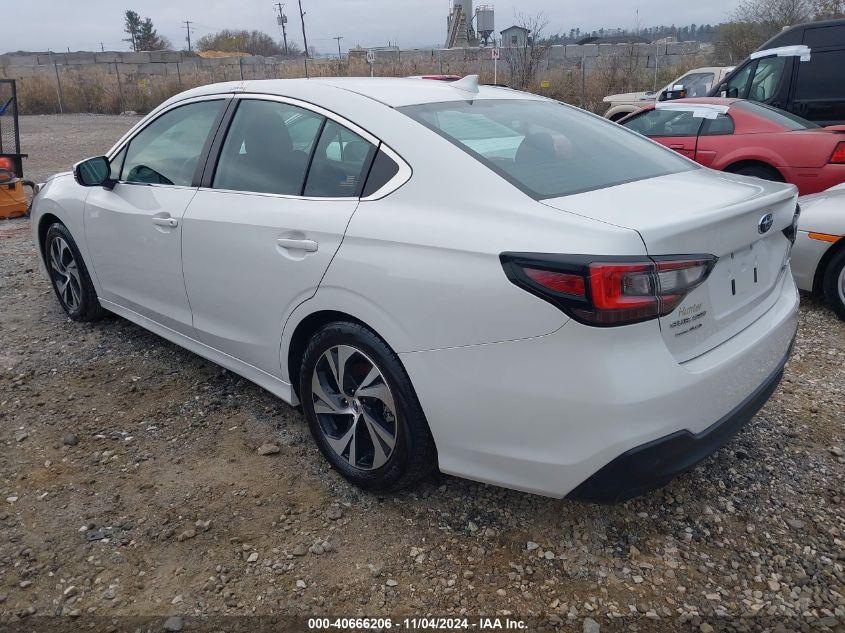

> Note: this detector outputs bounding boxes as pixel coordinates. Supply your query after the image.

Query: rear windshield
[734,101,819,130]
[398,99,693,199]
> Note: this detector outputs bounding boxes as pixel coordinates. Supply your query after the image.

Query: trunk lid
[542,169,798,362]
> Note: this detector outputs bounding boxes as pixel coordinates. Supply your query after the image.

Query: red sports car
[620,97,845,195]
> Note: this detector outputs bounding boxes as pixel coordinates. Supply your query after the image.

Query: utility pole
[298,0,309,78]
[184,20,194,52]
[275,3,289,55]
[100,42,105,52]
[333,35,343,60]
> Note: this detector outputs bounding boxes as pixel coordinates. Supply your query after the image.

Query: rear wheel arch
[723,160,785,182]
[287,310,374,400]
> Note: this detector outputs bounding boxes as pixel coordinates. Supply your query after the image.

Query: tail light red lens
[501,253,717,327]
[523,267,585,297]
[830,142,845,164]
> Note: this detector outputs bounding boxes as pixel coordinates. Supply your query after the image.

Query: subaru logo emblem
[758,213,774,234]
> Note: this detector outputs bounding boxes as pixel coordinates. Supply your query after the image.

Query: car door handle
[152,217,178,228]
[276,238,318,253]
[669,144,686,150]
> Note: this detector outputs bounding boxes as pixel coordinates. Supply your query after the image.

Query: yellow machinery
[0,165,29,219]
[0,79,31,219]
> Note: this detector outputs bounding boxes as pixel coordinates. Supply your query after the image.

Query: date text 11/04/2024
[307,617,528,630]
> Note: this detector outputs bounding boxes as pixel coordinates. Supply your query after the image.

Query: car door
[181,96,378,377]
[84,97,226,335]
[693,113,736,168]
[621,108,703,160]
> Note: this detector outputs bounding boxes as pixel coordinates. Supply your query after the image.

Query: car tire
[299,321,437,491]
[822,247,845,321]
[44,223,106,322]
[730,164,783,182]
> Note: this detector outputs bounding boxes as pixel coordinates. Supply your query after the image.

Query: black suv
[710,19,845,126]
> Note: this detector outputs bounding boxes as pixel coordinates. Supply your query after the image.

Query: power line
[333,35,343,59]
[183,20,194,52]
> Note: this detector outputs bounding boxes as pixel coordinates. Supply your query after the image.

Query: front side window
[303,121,376,197]
[675,72,715,98]
[121,100,223,186]
[748,56,787,102]
[722,63,754,98]
[400,99,693,199]
[623,109,704,137]
[213,100,324,196]
[796,50,845,100]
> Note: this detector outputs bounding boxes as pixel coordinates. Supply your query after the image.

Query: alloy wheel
[311,345,398,471]
[49,236,82,312]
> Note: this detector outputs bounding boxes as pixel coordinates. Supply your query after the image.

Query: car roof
[758,18,845,49]
[163,77,544,109]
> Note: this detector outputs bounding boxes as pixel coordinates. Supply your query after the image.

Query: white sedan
[31,76,800,501]
[792,183,845,320]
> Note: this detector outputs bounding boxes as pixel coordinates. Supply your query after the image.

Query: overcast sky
[2,0,739,55]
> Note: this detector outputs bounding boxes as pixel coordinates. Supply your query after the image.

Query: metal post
[580,49,586,109]
[239,56,244,80]
[653,41,660,91]
[50,52,64,114]
[176,61,182,88]
[298,0,309,79]
[114,61,123,113]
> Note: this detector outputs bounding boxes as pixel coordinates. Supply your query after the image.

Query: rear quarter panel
[294,126,647,360]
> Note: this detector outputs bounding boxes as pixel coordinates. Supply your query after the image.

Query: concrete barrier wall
[0,42,708,82]
[0,42,710,113]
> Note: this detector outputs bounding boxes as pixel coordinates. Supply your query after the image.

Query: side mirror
[73,156,113,188]
[663,85,687,101]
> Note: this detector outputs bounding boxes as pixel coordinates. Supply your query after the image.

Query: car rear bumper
[566,335,793,502]
[400,270,799,499]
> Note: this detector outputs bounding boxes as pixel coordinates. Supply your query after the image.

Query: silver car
[792,184,845,320]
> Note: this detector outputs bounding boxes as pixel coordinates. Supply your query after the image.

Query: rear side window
[701,114,734,136]
[803,25,845,48]
[122,100,223,186]
[213,100,324,196]
[362,149,400,197]
[796,50,845,100]
[623,109,704,137]
[303,121,375,197]
[399,99,692,199]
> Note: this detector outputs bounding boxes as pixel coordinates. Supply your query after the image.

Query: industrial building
[446,1,495,48]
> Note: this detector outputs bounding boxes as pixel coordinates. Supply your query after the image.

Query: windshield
[398,99,693,199]
[735,101,819,130]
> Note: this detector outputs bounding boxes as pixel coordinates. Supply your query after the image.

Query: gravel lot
[1,114,844,632]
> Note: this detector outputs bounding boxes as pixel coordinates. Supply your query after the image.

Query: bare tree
[813,0,845,18]
[502,12,551,90]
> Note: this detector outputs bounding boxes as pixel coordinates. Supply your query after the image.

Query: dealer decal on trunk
[669,302,708,336]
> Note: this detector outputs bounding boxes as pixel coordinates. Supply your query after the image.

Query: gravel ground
[1,114,844,632]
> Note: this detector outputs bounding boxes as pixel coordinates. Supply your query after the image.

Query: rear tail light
[831,142,845,164]
[501,253,717,327]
